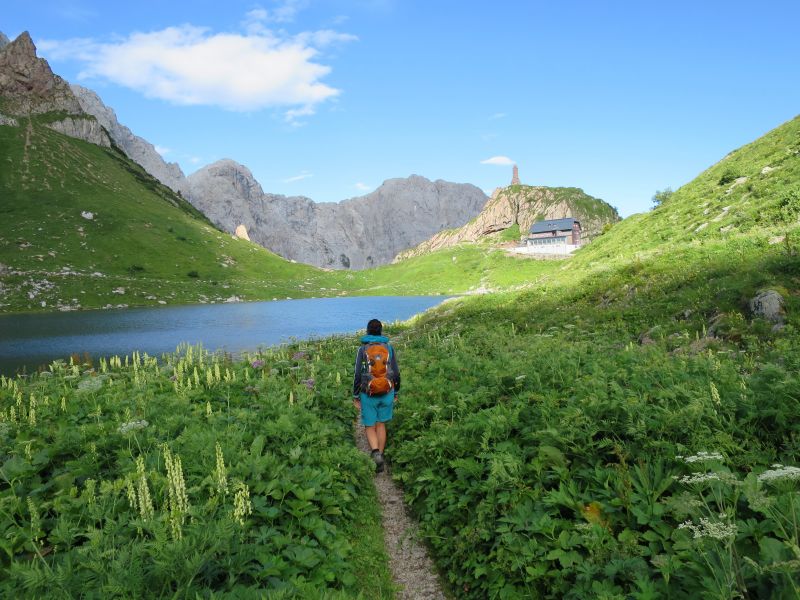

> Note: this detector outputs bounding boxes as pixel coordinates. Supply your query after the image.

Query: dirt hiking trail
[355,423,448,599]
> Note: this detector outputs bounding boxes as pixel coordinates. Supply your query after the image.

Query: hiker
[352,319,400,473]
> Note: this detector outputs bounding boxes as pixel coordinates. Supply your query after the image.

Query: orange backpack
[361,342,395,396]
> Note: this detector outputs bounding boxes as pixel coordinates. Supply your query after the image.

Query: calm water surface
[0,296,447,375]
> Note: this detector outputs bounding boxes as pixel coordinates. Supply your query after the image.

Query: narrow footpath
[355,424,448,600]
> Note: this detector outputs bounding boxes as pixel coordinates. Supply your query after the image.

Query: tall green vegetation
[0,342,395,598]
[377,114,800,597]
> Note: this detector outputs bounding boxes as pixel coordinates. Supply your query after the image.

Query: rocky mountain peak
[0,31,83,115]
[187,169,488,269]
[0,31,10,50]
[191,159,266,203]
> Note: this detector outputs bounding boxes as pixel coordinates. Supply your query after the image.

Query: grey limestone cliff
[71,84,188,194]
[187,161,488,269]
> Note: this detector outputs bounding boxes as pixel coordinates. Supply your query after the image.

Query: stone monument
[511,164,520,185]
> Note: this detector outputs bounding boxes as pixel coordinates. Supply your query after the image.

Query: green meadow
[0,114,799,597]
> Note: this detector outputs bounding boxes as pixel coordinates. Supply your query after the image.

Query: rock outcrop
[0,32,9,50]
[234,224,251,241]
[187,162,488,269]
[0,31,83,115]
[0,31,111,147]
[45,115,110,147]
[71,85,188,194]
[395,185,619,262]
[749,289,786,326]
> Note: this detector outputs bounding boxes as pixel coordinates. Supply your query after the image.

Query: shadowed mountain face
[70,84,189,196]
[187,161,489,269]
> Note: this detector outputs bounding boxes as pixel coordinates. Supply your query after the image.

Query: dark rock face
[187,161,489,269]
[0,32,83,115]
[0,32,111,146]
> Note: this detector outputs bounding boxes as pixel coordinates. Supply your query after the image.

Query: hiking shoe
[371,449,385,472]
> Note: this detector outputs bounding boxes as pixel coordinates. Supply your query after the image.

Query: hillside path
[355,420,448,599]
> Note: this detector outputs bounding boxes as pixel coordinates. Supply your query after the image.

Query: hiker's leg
[364,425,379,451]
[375,421,387,452]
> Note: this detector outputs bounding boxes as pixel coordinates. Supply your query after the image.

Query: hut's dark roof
[529,217,579,234]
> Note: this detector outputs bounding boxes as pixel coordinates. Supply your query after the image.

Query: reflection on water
[0,296,447,375]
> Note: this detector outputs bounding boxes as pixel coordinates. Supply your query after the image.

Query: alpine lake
[0,295,449,375]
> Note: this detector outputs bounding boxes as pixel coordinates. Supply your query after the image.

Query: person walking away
[352,319,400,473]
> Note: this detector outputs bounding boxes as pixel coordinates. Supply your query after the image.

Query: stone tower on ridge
[511,164,520,185]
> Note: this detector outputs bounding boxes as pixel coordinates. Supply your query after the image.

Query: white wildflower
[677,471,740,485]
[677,451,725,464]
[118,420,148,434]
[678,517,738,541]
[757,465,800,485]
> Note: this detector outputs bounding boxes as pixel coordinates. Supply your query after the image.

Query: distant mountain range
[0,28,487,270]
[74,82,488,269]
[186,162,488,269]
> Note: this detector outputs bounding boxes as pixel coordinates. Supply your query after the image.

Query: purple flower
[292,351,307,361]
[251,360,265,369]
[302,378,315,390]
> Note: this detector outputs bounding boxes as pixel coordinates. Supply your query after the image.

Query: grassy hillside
[374,115,800,597]
[0,118,349,312]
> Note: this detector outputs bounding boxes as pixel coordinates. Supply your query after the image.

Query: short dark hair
[367,319,382,335]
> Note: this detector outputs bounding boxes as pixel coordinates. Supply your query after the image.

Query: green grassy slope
[369,116,800,597]
[0,118,348,312]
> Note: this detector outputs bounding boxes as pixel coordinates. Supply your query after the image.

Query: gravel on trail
[355,420,448,600]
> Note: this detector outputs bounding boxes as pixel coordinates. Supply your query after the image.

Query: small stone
[81,211,94,220]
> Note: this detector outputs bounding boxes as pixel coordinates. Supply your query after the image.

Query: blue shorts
[360,390,394,426]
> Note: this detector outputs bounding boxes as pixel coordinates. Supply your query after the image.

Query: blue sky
[5,0,800,215]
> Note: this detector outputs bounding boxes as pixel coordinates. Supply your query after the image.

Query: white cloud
[189,156,203,164]
[489,112,507,120]
[154,145,171,156]
[283,171,313,183]
[481,155,515,166]
[354,182,371,191]
[39,19,356,114]
[284,105,316,125]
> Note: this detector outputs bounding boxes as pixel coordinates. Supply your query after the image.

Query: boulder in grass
[749,289,786,328]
